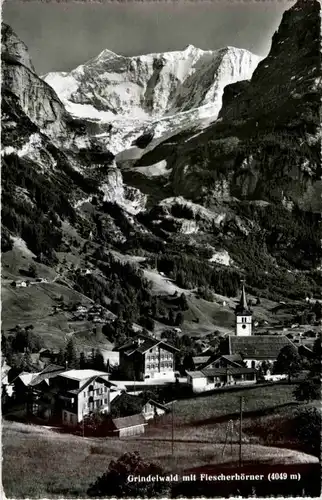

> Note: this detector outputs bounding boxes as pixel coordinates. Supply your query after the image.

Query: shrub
[87,452,170,497]
[293,407,321,456]
[293,379,321,403]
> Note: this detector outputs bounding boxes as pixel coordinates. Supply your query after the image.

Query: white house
[186,366,257,394]
[56,369,120,426]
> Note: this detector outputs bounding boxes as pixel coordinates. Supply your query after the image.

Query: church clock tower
[235,282,252,336]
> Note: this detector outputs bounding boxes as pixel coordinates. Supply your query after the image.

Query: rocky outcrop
[2,24,35,72]
[101,165,147,215]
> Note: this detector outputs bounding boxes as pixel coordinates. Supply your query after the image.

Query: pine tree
[65,338,79,369]
[57,348,65,367]
[168,309,175,326]
[93,350,105,371]
[79,352,87,369]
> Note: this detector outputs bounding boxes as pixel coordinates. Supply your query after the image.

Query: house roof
[18,365,65,387]
[1,362,11,380]
[118,335,179,356]
[59,369,109,381]
[202,366,256,377]
[221,354,243,363]
[192,356,211,365]
[29,365,66,386]
[229,335,295,359]
[18,372,35,386]
[68,375,117,395]
[202,354,244,370]
[147,399,169,412]
[111,413,146,430]
[110,392,141,407]
[186,370,205,379]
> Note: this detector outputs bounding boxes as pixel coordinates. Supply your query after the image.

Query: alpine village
[1,0,322,498]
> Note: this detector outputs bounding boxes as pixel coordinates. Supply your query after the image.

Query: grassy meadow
[2,384,319,498]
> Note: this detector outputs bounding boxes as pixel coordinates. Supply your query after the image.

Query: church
[186,283,295,392]
[229,283,295,368]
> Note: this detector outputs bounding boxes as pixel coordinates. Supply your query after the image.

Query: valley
[1,0,321,498]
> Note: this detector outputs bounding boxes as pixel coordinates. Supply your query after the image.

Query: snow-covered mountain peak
[43,44,261,154]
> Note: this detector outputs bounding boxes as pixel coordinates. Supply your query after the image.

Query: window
[147,364,150,369]
[242,325,247,329]
[104,398,108,404]
[70,414,73,423]
[104,386,107,393]
[63,411,67,421]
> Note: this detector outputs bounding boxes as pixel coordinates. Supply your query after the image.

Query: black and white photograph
[1,0,321,497]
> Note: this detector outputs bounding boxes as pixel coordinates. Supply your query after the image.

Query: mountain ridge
[43,44,261,154]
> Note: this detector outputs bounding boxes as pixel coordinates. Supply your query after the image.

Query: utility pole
[239,396,243,468]
[82,409,85,438]
[171,401,174,456]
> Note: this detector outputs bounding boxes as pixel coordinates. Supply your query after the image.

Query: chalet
[186,366,257,393]
[117,334,179,381]
[110,391,169,421]
[14,367,122,425]
[228,335,296,369]
[55,369,120,426]
[109,414,147,437]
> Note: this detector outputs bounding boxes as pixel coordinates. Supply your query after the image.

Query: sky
[3,0,296,75]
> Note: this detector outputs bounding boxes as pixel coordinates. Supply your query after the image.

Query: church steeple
[239,282,248,311]
[235,281,252,336]
[236,281,250,315]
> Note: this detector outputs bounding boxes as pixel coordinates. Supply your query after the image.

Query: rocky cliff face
[136,0,322,213]
[1,24,70,142]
